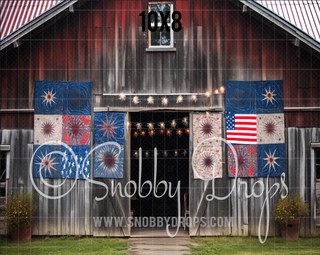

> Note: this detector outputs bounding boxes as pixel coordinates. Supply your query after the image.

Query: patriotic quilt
[225,80,285,177]
[33,81,92,179]
[94,113,125,178]
[193,114,222,179]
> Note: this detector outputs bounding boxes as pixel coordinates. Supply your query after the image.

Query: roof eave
[240,0,320,54]
[0,0,78,51]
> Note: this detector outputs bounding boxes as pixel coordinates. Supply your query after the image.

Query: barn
[1,0,320,238]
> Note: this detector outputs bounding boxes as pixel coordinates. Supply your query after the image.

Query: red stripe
[235,127,256,131]
[227,138,257,142]
[227,132,257,137]
[235,122,256,125]
[235,116,256,120]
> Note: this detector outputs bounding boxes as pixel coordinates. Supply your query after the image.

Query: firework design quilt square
[33,145,63,179]
[256,114,285,144]
[193,146,222,179]
[62,115,91,145]
[94,113,125,145]
[257,144,285,177]
[256,81,284,114]
[225,81,257,115]
[34,81,64,114]
[34,115,62,145]
[61,146,90,179]
[227,145,258,177]
[94,144,124,178]
[63,82,92,115]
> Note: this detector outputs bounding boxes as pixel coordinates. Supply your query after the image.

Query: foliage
[0,236,129,255]
[3,192,37,232]
[273,193,309,223]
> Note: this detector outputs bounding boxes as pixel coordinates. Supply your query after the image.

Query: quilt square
[34,115,62,145]
[33,145,62,178]
[193,146,222,179]
[34,81,64,114]
[257,114,285,144]
[225,81,257,115]
[256,80,284,114]
[62,115,91,145]
[227,144,258,177]
[61,145,90,179]
[94,143,124,178]
[63,82,92,115]
[257,143,285,177]
[94,113,125,145]
[193,113,221,148]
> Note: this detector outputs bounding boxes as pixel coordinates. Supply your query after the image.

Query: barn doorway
[130,112,189,237]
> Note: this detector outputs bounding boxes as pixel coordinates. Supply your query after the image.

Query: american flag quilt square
[227,144,258,177]
[193,113,221,148]
[226,114,257,145]
[256,80,284,114]
[34,81,63,114]
[61,145,91,179]
[193,146,222,179]
[34,115,62,145]
[94,113,125,145]
[63,82,92,115]
[33,145,63,178]
[94,144,124,178]
[225,81,257,115]
[62,115,91,145]
[257,114,285,144]
[257,143,285,177]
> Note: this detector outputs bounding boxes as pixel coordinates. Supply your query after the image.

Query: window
[148,2,173,48]
[0,151,8,235]
[316,148,320,180]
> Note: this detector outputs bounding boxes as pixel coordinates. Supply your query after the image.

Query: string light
[127,122,131,127]
[141,130,146,136]
[205,91,211,98]
[159,122,165,129]
[220,86,225,93]
[133,131,139,138]
[171,120,177,128]
[176,95,183,103]
[191,95,197,102]
[148,122,154,130]
[174,150,178,157]
[161,97,168,106]
[149,130,155,136]
[135,123,142,130]
[145,151,149,158]
[185,128,190,134]
[182,117,188,126]
[147,96,154,104]
[119,93,126,101]
[133,96,140,104]
[166,130,172,137]
[134,151,139,158]
[163,151,168,157]
[176,129,182,136]
[214,89,219,94]
[159,129,164,135]
[183,150,188,156]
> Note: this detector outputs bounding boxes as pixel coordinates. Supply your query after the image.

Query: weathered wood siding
[1,0,320,127]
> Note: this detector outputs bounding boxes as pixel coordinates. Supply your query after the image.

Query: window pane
[161,29,171,46]
[316,148,320,164]
[150,4,161,24]
[161,4,171,24]
[151,27,160,46]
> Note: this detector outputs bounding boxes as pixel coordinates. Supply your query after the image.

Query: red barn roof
[0,0,61,40]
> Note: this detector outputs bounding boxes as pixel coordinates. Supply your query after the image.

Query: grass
[188,236,320,255]
[0,236,129,255]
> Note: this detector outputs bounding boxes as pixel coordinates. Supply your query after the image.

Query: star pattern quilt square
[225,81,257,115]
[227,144,258,177]
[33,145,63,179]
[257,143,285,177]
[62,115,91,145]
[34,115,62,145]
[34,81,64,114]
[94,112,125,145]
[193,146,222,179]
[94,144,124,178]
[256,114,285,144]
[61,145,91,179]
[193,114,221,148]
[256,80,284,114]
[63,82,92,115]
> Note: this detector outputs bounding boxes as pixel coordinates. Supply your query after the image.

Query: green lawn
[0,236,129,255]
[189,236,320,255]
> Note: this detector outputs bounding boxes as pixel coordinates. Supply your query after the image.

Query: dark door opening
[130,112,189,223]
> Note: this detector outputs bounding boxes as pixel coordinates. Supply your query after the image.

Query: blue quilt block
[256,80,284,114]
[34,81,64,114]
[33,145,63,178]
[257,143,285,177]
[225,81,257,115]
[63,82,92,115]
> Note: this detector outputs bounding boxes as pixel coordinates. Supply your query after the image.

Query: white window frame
[148,2,174,48]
